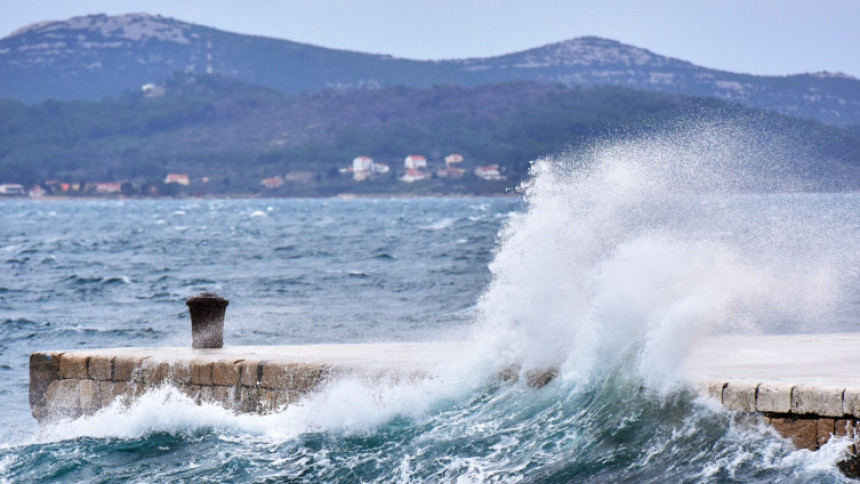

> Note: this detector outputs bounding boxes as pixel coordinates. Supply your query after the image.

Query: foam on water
[37,370,487,444]
[421,217,458,230]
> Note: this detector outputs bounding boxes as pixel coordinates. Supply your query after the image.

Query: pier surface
[29,333,860,458]
[686,333,860,387]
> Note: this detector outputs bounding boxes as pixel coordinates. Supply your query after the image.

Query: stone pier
[29,342,462,422]
[29,333,860,475]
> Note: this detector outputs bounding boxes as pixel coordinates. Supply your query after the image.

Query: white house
[0,184,25,195]
[404,155,427,170]
[94,182,122,193]
[475,165,503,181]
[400,169,429,183]
[353,156,374,172]
[165,174,190,186]
[352,156,374,181]
[445,153,464,165]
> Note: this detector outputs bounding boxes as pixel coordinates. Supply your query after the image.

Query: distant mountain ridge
[2,13,859,127]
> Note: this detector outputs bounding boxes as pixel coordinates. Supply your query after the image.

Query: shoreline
[0,192,524,202]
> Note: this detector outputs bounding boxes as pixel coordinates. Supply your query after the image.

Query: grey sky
[3,0,858,77]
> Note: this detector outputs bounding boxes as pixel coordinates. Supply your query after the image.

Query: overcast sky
[3,0,858,77]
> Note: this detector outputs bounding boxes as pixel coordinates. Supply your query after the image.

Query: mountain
[2,13,859,127]
[1,75,858,195]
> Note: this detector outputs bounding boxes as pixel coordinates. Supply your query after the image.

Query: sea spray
[472,120,857,392]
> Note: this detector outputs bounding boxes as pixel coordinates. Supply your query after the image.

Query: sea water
[1,125,859,482]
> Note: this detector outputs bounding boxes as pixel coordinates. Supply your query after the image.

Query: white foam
[0,452,13,484]
[420,217,458,230]
[38,371,486,443]
[470,120,858,391]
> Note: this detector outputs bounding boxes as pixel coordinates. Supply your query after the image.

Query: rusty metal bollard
[186,292,229,349]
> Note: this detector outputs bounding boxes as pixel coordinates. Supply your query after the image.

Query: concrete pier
[686,333,860,460]
[29,333,860,473]
[29,342,465,422]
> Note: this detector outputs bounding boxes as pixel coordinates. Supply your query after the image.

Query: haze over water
[1,123,859,482]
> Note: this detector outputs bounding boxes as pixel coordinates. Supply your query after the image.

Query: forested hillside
[1,74,858,195]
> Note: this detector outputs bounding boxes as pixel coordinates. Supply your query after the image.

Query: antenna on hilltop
[206,34,213,75]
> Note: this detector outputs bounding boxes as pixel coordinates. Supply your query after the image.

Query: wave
[62,275,131,286]
[421,217,459,231]
[19,369,852,482]
[470,120,857,392]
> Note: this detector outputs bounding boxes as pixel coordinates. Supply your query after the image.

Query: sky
[3,0,859,77]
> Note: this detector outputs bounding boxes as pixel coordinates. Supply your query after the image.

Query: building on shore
[444,153,464,165]
[342,156,390,181]
[400,169,430,183]
[352,156,373,172]
[94,182,122,193]
[0,184,25,196]
[475,165,503,181]
[165,174,190,186]
[404,155,427,170]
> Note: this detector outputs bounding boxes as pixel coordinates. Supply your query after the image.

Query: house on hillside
[445,154,464,165]
[404,155,427,170]
[0,184,25,196]
[165,174,190,186]
[353,156,373,172]
[400,169,430,183]
[341,156,390,181]
[475,165,503,181]
[352,156,374,181]
[94,182,122,193]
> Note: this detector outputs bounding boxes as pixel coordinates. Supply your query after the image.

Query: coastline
[0,192,524,202]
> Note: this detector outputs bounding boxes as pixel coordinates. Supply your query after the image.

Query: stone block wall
[707,381,860,453]
[30,351,339,422]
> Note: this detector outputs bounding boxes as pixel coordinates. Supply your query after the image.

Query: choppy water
[2,124,860,482]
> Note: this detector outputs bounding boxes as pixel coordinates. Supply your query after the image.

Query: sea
[1,127,859,482]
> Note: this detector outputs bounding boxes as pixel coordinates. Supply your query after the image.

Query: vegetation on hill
[0,74,858,196]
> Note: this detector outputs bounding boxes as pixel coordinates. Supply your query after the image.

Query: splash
[25,367,853,482]
[36,375,482,443]
[472,120,857,391]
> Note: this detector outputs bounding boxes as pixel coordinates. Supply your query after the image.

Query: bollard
[186,292,229,349]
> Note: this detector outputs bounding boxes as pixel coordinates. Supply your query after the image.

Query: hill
[1,75,858,196]
[1,13,859,127]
